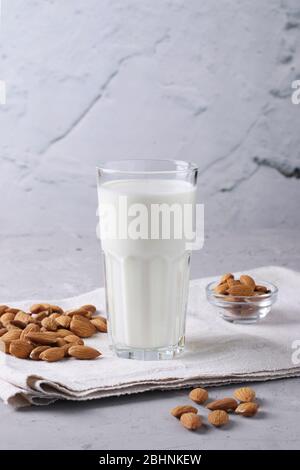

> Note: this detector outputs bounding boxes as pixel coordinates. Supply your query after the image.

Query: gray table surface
[0,229,299,450]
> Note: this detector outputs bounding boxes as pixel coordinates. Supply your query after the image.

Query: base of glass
[222,315,260,324]
[113,338,185,360]
[219,306,271,324]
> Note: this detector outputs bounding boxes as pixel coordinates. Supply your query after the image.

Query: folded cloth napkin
[0,266,299,407]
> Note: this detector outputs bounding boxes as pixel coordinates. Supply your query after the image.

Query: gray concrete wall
[0,0,299,300]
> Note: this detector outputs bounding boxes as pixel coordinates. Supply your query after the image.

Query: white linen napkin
[0,266,299,407]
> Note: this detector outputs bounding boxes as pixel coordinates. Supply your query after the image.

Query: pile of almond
[170,386,259,431]
[214,273,270,298]
[0,303,106,361]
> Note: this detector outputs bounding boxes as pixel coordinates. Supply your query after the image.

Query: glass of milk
[97,160,198,360]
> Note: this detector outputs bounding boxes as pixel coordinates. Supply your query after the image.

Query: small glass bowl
[206,280,278,324]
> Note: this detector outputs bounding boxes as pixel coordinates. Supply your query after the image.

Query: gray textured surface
[0,0,300,252]
[0,377,299,450]
[0,0,300,450]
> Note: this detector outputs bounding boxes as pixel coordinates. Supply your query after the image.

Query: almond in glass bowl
[206,274,278,324]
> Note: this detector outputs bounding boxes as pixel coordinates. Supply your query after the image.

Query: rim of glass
[96,159,198,175]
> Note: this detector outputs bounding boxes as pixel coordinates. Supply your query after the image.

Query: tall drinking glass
[97,160,198,360]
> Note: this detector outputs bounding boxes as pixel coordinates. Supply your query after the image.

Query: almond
[4,307,21,314]
[170,405,198,418]
[0,339,10,353]
[214,283,228,295]
[220,273,234,284]
[206,397,238,412]
[20,323,40,340]
[240,275,256,291]
[55,315,71,329]
[70,315,96,338]
[9,340,34,359]
[25,332,58,346]
[65,308,92,318]
[40,347,65,362]
[235,402,258,417]
[208,410,229,427]
[48,305,64,314]
[62,343,72,357]
[64,334,84,345]
[90,316,107,333]
[33,311,49,322]
[6,323,22,331]
[227,278,241,287]
[222,295,240,303]
[0,303,105,361]
[9,320,27,329]
[233,387,256,403]
[1,329,22,343]
[30,345,51,360]
[56,338,67,347]
[189,388,208,404]
[14,311,31,326]
[41,317,58,331]
[49,313,61,320]
[0,305,9,315]
[81,304,97,314]
[254,285,269,293]
[227,284,254,297]
[1,312,16,326]
[180,413,202,431]
[56,328,72,337]
[30,303,51,314]
[68,345,101,360]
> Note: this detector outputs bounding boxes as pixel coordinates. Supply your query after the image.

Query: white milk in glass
[98,178,196,354]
